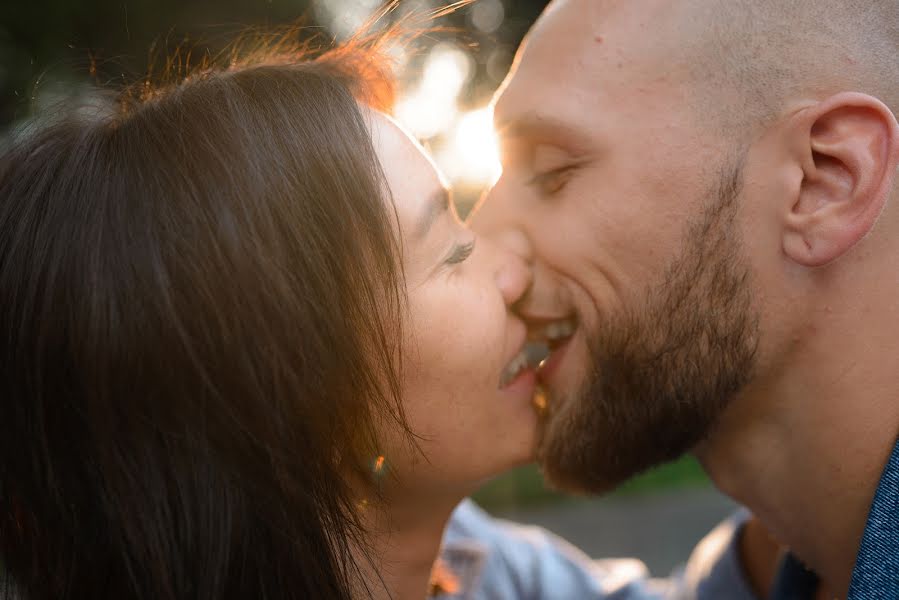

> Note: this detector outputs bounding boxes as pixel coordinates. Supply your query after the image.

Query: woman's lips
[500,339,557,388]
[500,366,537,394]
[500,317,577,390]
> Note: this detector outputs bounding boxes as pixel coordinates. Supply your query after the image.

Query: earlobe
[782,93,899,268]
[783,229,815,266]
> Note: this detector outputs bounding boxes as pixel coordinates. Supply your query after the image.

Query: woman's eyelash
[446,241,475,265]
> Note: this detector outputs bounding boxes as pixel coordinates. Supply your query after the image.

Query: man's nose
[489,229,534,267]
[470,185,569,317]
[513,262,574,321]
[469,182,518,238]
[473,198,537,307]
[493,241,534,307]
[469,183,535,263]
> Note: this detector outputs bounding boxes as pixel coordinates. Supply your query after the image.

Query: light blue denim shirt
[437,499,759,600]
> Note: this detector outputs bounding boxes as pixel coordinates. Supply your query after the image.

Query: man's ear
[783,92,899,267]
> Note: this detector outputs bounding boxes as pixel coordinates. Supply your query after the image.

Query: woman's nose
[488,229,534,266]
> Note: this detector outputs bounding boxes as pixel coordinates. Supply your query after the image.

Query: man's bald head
[676,0,899,133]
[484,0,899,506]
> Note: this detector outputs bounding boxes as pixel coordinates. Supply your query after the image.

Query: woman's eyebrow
[414,188,450,241]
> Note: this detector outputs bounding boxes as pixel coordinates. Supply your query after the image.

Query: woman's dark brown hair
[0,31,408,600]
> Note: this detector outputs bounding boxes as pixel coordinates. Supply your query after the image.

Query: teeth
[500,342,551,388]
[500,320,576,388]
[500,349,528,387]
[544,319,575,341]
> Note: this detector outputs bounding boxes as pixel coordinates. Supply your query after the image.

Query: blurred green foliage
[473,456,710,511]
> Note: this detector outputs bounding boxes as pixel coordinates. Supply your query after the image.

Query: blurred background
[0,0,738,575]
[1,0,547,211]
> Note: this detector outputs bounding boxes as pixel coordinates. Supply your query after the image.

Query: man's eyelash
[446,241,475,265]
[528,165,577,189]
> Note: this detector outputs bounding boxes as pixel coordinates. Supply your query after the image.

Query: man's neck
[697,298,899,597]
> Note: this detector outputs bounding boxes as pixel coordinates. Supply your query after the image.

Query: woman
[0,30,554,599]
[0,33,771,600]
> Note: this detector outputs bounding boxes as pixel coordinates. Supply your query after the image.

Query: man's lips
[536,333,574,383]
[524,316,578,383]
[501,316,577,389]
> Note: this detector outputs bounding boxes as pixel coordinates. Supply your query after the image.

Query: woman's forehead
[369,111,443,174]
[368,111,448,223]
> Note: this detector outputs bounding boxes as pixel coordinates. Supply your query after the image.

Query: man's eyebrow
[415,188,450,241]
[495,113,590,148]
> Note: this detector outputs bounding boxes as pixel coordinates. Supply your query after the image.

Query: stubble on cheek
[536,158,760,494]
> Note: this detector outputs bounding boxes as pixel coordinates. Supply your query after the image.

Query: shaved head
[483,2,899,588]
[675,0,899,132]
[483,0,899,499]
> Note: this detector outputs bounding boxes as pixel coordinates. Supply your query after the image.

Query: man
[471,1,899,598]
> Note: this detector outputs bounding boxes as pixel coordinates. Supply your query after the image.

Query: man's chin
[533,374,709,496]
[537,454,623,496]
[533,389,632,496]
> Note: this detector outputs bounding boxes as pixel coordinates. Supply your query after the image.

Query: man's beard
[538,159,760,494]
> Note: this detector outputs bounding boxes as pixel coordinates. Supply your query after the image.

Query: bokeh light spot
[394,43,473,140]
[470,0,505,34]
[440,107,502,186]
